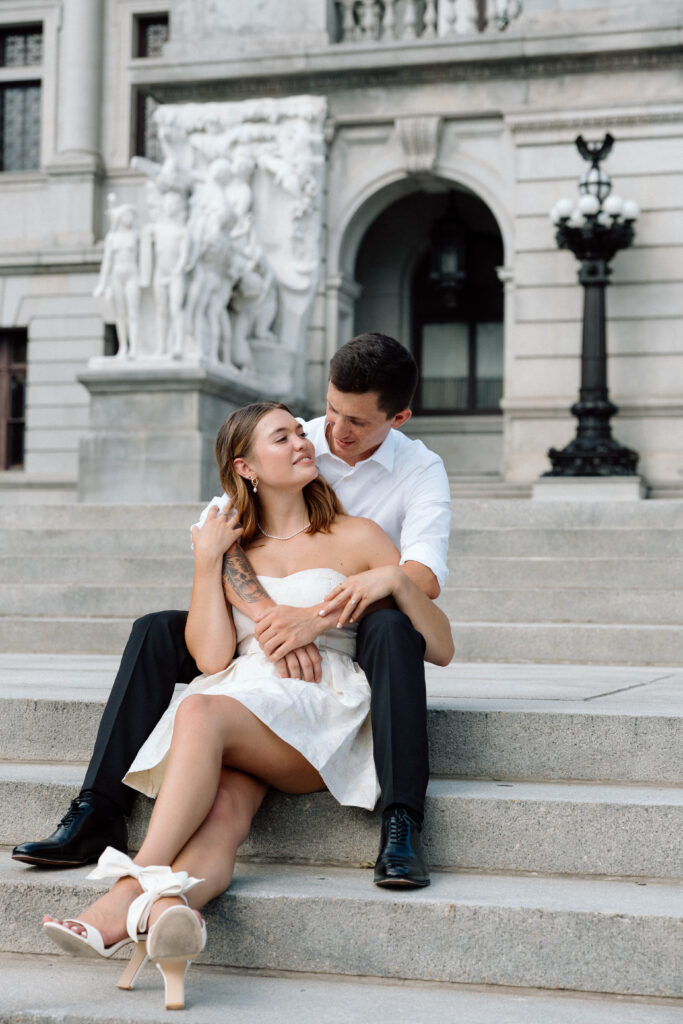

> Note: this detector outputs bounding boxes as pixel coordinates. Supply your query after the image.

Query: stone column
[46,0,104,246]
[58,0,104,164]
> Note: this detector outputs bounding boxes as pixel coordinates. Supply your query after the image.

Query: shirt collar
[316,418,397,473]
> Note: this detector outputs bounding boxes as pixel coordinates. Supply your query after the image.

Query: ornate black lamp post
[544,134,640,476]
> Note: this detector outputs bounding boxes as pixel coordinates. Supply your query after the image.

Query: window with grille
[0,329,27,470]
[0,82,41,170]
[135,14,169,57]
[0,26,42,66]
[135,91,162,160]
[0,25,42,171]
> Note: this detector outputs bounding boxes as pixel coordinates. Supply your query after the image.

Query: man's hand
[255,604,335,661]
[274,643,324,683]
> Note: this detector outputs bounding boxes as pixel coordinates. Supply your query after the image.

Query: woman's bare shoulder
[333,515,398,554]
[332,514,383,539]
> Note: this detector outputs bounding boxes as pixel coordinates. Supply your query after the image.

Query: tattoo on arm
[222,546,270,604]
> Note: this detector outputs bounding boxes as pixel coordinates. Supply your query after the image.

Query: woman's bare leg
[44,695,323,943]
[135,694,323,867]
[148,766,268,926]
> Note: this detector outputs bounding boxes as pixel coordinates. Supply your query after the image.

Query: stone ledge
[2,952,681,1024]
[4,855,682,996]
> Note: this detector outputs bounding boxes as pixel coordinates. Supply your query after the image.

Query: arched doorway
[353,186,504,418]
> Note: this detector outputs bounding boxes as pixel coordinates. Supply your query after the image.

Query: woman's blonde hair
[215,402,343,543]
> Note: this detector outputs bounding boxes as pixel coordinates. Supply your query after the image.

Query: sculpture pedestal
[77,362,264,503]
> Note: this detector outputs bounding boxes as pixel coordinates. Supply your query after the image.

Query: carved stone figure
[93,95,327,398]
[140,191,189,358]
[230,250,278,369]
[184,202,238,365]
[94,195,141,359]
[225,146,256,247]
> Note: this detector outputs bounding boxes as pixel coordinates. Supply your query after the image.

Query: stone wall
[0,0,682,495]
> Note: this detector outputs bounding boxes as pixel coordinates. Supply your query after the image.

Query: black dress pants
[84,606,429,821]
[83,610,197,815]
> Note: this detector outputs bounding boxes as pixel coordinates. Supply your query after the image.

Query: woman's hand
[190,505,243,572]
[320,566,403,628]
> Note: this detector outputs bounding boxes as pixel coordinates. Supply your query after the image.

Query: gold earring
[252,476,258,493]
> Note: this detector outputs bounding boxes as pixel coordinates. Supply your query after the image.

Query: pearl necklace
[258,521,310,541]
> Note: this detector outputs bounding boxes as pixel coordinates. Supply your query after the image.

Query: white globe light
[578,194,600,216]
[568,209,584,228]
[597,211,612,227]
[603,194,624,217]
[554,198,575,220]
[622,199,640,221]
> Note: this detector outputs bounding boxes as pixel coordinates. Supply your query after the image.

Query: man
[13,333,451,887]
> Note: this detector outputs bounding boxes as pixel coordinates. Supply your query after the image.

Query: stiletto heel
[155,957,191,1010]
[116,940,148,990]
[146,903,207,1010]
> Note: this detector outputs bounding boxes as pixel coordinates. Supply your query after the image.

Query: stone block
[77,365,263,503]
[532,476,647,501]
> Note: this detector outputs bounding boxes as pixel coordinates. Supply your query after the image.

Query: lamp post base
[532,475,647,501]
[544,433,639,477]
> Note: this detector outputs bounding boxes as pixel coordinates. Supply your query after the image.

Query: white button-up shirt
[196,415,451,587]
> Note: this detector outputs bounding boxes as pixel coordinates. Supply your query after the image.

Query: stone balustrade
[333,0,522,43]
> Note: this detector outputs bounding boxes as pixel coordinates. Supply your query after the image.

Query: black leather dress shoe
[11,794,128,867]
[374,806,430,888]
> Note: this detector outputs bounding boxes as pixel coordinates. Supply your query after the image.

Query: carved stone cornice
[135,43,683,108]
[506,103,683,134]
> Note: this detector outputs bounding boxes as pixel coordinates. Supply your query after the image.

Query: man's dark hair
[329,332,418,417]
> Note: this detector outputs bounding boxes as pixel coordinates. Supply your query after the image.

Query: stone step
[447,500,683,529]
[2,658,681,784]
[450,481,532,499]
[0,504,203,529]
[2,527,680,562]
[4,764,682,878]
[439,587,683,625]
[4,498,682,529]
[4,854,681,997]
[4,953,682,1024]
[0,583,194,618]
[0,617,133,654]
[449,529,681,559]
[0,528,191,557]
[449,557,683,588]
[449,622,683,665]
[1,615,681,663]
[7,553,683,589]
[0,555,193,585]
[3,582,681,624]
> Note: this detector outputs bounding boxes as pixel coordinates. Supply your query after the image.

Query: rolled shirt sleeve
[397,459,451,589]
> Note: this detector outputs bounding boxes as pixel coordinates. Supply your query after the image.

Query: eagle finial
[575,133,614,167]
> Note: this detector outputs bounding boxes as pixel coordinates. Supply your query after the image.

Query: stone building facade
[0,0,682,501]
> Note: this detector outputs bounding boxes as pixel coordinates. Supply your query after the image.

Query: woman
[43,402,453,1010]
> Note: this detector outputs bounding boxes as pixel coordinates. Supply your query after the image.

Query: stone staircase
[0,499,682,1021]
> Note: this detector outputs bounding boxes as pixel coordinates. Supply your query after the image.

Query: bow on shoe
[87,846,204,941]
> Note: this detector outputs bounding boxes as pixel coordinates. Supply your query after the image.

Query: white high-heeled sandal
[43,846,205,1001]
[146,898,208,1009]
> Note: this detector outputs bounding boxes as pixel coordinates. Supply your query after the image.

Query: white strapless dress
[123,568,380,810]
